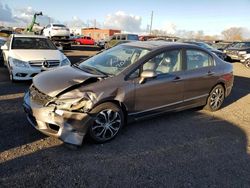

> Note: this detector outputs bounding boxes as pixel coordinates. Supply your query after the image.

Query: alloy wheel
[91,109,122,141]
[245,59,250,69]
[209,87,224,110]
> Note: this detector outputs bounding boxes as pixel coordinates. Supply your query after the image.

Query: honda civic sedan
[23,41,234,146]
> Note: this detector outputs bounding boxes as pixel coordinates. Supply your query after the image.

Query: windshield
[12,37,57,50]
[78,45,150,76]
[231,42,250,48]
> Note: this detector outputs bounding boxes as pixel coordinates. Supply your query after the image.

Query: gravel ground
[0,47,250,187]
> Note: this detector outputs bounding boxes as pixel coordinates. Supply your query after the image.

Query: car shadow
[0,110,250,187]
[222,75,250,108]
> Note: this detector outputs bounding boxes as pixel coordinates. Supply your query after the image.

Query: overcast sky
[1,0,250,35]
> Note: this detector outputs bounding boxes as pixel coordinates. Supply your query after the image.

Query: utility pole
[149,11,153,35]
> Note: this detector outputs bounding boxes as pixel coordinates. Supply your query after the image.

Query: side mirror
[139,70,157,84]
[1,44,8,50]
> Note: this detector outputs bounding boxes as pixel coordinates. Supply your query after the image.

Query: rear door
[132,49,185,115]
[181,48,218,102]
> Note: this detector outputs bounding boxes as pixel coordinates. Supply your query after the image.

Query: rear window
[12,37,57,50]
[127,35,139,41]
[186,50,214,70]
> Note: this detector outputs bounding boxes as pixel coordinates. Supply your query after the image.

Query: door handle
[207,71,215,76]
[172,76,182,82]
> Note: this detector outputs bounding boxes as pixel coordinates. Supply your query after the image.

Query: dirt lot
[0,46,250,187]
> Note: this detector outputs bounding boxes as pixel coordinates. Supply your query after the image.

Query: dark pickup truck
[224,41,250,62]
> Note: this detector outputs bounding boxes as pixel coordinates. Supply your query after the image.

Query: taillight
[222,72,233,82]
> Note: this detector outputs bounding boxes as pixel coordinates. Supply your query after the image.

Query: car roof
[121,41,199,50]
[13,34,47,39]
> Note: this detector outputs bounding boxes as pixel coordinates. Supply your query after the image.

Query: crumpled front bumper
[23,92,93,145]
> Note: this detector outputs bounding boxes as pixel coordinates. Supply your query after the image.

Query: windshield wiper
[73,64,110,77]
[91,67,112,77]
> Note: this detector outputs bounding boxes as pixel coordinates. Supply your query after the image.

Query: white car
[1,34,71,81]
[43,23,70,38]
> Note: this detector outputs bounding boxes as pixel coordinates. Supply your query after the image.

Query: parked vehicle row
[104,33,139,49]
[223,41,250,69]
[184,41,228,61]
[1,34,71,81]
[23,41,234,146]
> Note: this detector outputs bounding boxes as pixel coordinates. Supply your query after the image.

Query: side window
[117,35,120,40]
[186,50,214,70]
[143,50,182,75]
[121,35,126,40]
[111,35,116,40]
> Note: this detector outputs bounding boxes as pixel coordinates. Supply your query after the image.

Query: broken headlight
[47,91,97,112]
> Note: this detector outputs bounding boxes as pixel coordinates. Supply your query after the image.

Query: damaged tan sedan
[23,41,234,146]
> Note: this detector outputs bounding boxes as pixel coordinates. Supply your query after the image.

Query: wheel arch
[92,99,128,120]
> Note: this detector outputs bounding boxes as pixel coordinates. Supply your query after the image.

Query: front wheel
[88,102,124,143]
[204,84,225,112]
[245,59,250,69]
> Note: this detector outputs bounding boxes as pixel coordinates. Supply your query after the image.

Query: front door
[132,49,185,116]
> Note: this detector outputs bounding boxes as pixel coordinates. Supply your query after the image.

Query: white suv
[1,34,71,81]
[43,23,70,38]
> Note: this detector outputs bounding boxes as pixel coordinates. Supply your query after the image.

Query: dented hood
[33,65,101,97]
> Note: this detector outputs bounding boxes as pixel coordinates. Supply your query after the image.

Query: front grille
[29,60,60,68]
[29,85,53,105]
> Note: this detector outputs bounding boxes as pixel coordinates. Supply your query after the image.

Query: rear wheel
[204,84,225,111]
[88,102,124,143]
[245,59,250,69]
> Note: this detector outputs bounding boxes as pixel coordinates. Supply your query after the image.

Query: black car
[185,41,227,61]
[224,41,250,62]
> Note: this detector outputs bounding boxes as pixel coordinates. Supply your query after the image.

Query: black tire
[244,59,250,69]
[9,72,17,83]
[7,63,16,82]
[88,102,124,143]
[204,84,225,112]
